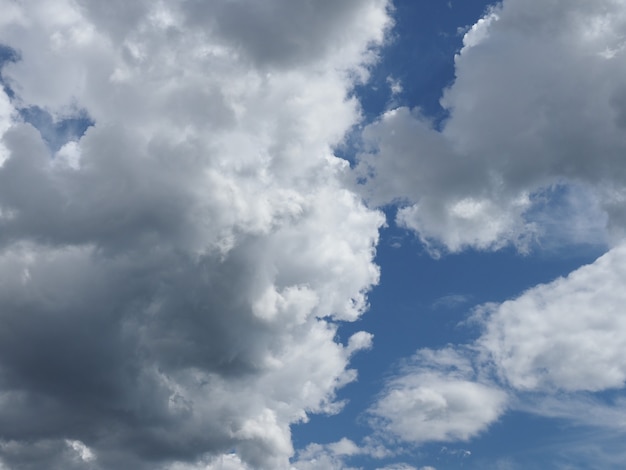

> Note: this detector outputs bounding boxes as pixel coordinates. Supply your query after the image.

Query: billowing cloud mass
[369,348,507,444]
[4,0,626,467]
[0,0,391,468]
[368,241,626,448]
[358,0,626,253]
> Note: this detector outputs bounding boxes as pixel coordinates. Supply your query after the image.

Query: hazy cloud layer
[0,1,391,468]
[358,0,626,253]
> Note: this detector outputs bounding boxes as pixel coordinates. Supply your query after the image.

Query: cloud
[431,293,472,310]
[350,0,626,460]
[0,0,391,468]
[357,0,626,253]
[477,242,626,392]
[349,0,626,462]
[291,439,363,470]
[368,238,626,456]
[369,348,508,444]
[374,465,423,470]
[517,393,626,430]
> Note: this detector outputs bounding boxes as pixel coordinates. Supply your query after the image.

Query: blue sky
[0,1,625,469]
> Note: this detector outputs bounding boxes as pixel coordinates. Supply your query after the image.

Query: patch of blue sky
[337,0,492,167]
[356,0,495,123]
[0,43,93,153]
[19,105,93,152]
[0,44,19,99]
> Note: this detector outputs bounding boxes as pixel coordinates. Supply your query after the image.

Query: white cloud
[291,440,362,470]
[386,75,403,95]
[477,242,626,392]
[517,393,626,430]
[431,293,472,310]
[374,465,418,470]
[365,233,626,453]
[352,0,626,460]
[357,0,626,253]
[369,348,508,444]
[65,440,95,463]
[375,465,438,470]
[0,1,391,468]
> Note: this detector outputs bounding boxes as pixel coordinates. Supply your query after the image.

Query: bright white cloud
[369,348,508,444]
[366,227,626,453]
[356,0,626,451]
[290,439,363,470]
[0,1,391,468]
[477,242,626,392]
[352,0,626,463]
[357,0,626,253]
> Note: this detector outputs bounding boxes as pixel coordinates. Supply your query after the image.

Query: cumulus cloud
[374,241,626,446]
[0,0,391,468]
[369,237,626,453]
[357,0,626,253]
[291,436,417,470]
[291,439,363,470]
[477,242,626,392]
[352,0,626,460]
[369,348,508,444]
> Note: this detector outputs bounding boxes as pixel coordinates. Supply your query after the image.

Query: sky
[0,0,625,469]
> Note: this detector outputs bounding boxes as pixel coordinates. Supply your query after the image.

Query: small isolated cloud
[291,439,363,470]
[431,293,472,310]
[386,75,403,96]
[439,446,470,458]
[369,348,508,444]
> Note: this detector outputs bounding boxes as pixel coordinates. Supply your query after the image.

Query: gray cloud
[0,0,391,468]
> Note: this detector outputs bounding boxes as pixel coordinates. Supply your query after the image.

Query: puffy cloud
[0,0,391,468]
[291,436,417,469]
[477,242,626,392]
[291,439,362,470]
[352,0,626,458]
[367,234,626,452]
[369,348,508,444]
[357,0,626,253]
